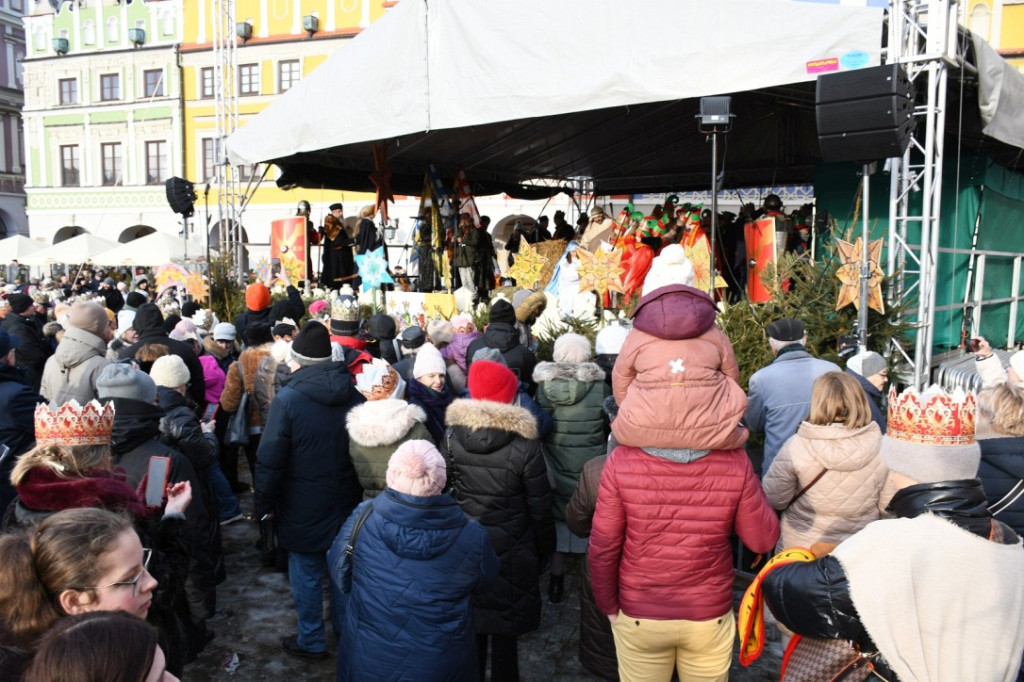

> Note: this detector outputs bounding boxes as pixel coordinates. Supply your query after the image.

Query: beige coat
[762,421,895,552]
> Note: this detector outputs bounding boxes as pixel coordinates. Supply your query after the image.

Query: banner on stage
[271,217,308,283]
[385,291,456,330]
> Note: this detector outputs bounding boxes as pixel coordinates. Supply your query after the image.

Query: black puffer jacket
[156,386,217,474]
[762,480,1016,682]
[118,304,206,408]
[465,322,537,394]
[109,397,220,625]
[1,313,51,392]
[442,398,554,636]
[979,436,1024,537]
[254,361,364,553]
[0,364,39,514]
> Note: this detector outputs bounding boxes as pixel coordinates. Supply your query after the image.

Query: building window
[143,69,164,97]
[107,17,119,43]
[60,145,80,186]
[101,143,122,186]
[11,0,23,11]
[58,78,77,105]
[237,164,254,182]
[200,67,214,99]
[83,20,96,45]
[238,64,259,96]
[161,12,174,35]
[100,73,119,101]
[278,60,300,93]
[202,138,216,181]
[145,141,167,184]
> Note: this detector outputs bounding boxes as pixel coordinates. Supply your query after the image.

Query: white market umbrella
[92,232,217,267]
[0,235,44,262]
[19,234,120,266]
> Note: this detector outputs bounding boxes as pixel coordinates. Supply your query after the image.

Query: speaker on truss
[165,177,197,218]
[816,64,916,163]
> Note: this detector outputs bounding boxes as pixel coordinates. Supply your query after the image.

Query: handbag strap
[344,503,374,563]
[785,468,828,511]
[236,360,249,397]
[990,479,1024,516]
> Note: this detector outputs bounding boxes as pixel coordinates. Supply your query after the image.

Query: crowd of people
[1,204,1023,682]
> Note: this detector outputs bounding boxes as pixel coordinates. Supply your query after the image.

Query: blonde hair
[10,443,113,487]
[807,371,872,428]
[978,384,1024,437]
[360,205,375,219]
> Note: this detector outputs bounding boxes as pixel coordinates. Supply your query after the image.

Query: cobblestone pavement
[186,489,782,681]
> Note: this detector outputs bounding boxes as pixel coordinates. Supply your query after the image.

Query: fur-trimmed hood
[445,398,538,440]
[533,361,605,384]
[347,399,428,447]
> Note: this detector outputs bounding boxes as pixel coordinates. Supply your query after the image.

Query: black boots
[548,574,564,604]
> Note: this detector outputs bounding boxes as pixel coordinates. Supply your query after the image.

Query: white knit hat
[213,322,237,341]
[553,333,591,364]
[641,244,695,296]
[413,342,446,379]
[595,323,630,356]
[149,355,191,389]
[117,309,136,334]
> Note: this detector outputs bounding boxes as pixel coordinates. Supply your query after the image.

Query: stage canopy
[227,0,892,197]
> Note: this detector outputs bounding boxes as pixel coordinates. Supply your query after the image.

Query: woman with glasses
[3,399,194,677]
[0,507,180,679]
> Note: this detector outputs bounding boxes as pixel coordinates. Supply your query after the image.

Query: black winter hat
[399,326,425,350]
[181,301,200,318]
[290,320,331,365]
[125,292,147,309]
[767,317,805,342]
[366,314,397,341]
[489,299,516,326]
[161,314,181,335]
[7,293,32,314]
[271,298,298,325]
[132,303,164,335]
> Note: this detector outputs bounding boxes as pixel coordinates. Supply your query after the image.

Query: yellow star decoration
[185,271,209,299]
[684,239,727,292]
[507,241,549,289]
[576,247,625,296]
[154,263,188,296]
[279,253,305,285]
[836,237,885,314]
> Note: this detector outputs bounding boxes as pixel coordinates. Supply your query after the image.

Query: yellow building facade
[964,0,1024,71]
[180,0,383,251]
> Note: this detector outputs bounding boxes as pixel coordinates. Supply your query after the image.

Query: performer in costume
[297,200,319,284]
[473,216,496,304]
[579,206,616,252]
[321,203,357,288]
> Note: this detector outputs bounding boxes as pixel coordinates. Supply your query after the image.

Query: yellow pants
[611,610,735,682]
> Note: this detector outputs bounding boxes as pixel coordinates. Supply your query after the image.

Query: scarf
[16,465,152,519]
[407,378,454,442]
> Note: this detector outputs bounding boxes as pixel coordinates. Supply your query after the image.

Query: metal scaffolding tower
[886,0,963,389]
[212,0,243,283]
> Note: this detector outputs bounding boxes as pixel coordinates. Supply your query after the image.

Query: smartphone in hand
[203,403,218,423]
[145,456,171,507]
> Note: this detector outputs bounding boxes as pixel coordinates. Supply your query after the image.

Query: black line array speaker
[165,177,197,218]
[815,64,916,163]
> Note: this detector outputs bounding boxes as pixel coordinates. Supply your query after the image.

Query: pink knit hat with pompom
[386,440,447,497]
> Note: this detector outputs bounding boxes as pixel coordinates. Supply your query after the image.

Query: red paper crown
[886,386,976,446]
[35,400,115,446]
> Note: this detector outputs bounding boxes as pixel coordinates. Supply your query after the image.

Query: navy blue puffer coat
[329,488,498,682]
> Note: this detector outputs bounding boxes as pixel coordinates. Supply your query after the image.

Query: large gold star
[576,246,625,296]
[684,237,727,292]
[836,237,885,313]
[507,240,549,289]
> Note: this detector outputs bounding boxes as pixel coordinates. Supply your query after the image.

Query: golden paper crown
[35,400,115,446]
[886,386,976,446]
[331,293,360,323]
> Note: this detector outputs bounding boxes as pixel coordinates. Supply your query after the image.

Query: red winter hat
[245,283,271,312]
[468,360,518,404]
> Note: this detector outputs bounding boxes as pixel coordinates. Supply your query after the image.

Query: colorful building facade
[963,0,1024,71]
[22,0,183,245]
[0,0,25,237]
[179,0,384,267]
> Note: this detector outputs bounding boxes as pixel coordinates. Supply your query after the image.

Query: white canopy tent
[226,0,885,194]
[20,234,120,266]
[93,232,216,267]
[0,235,43,262]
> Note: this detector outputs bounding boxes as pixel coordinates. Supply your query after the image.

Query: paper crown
[35,400,115,446]
[355,358,401,401]
[331,293,360,323]
[887,386,976,446]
